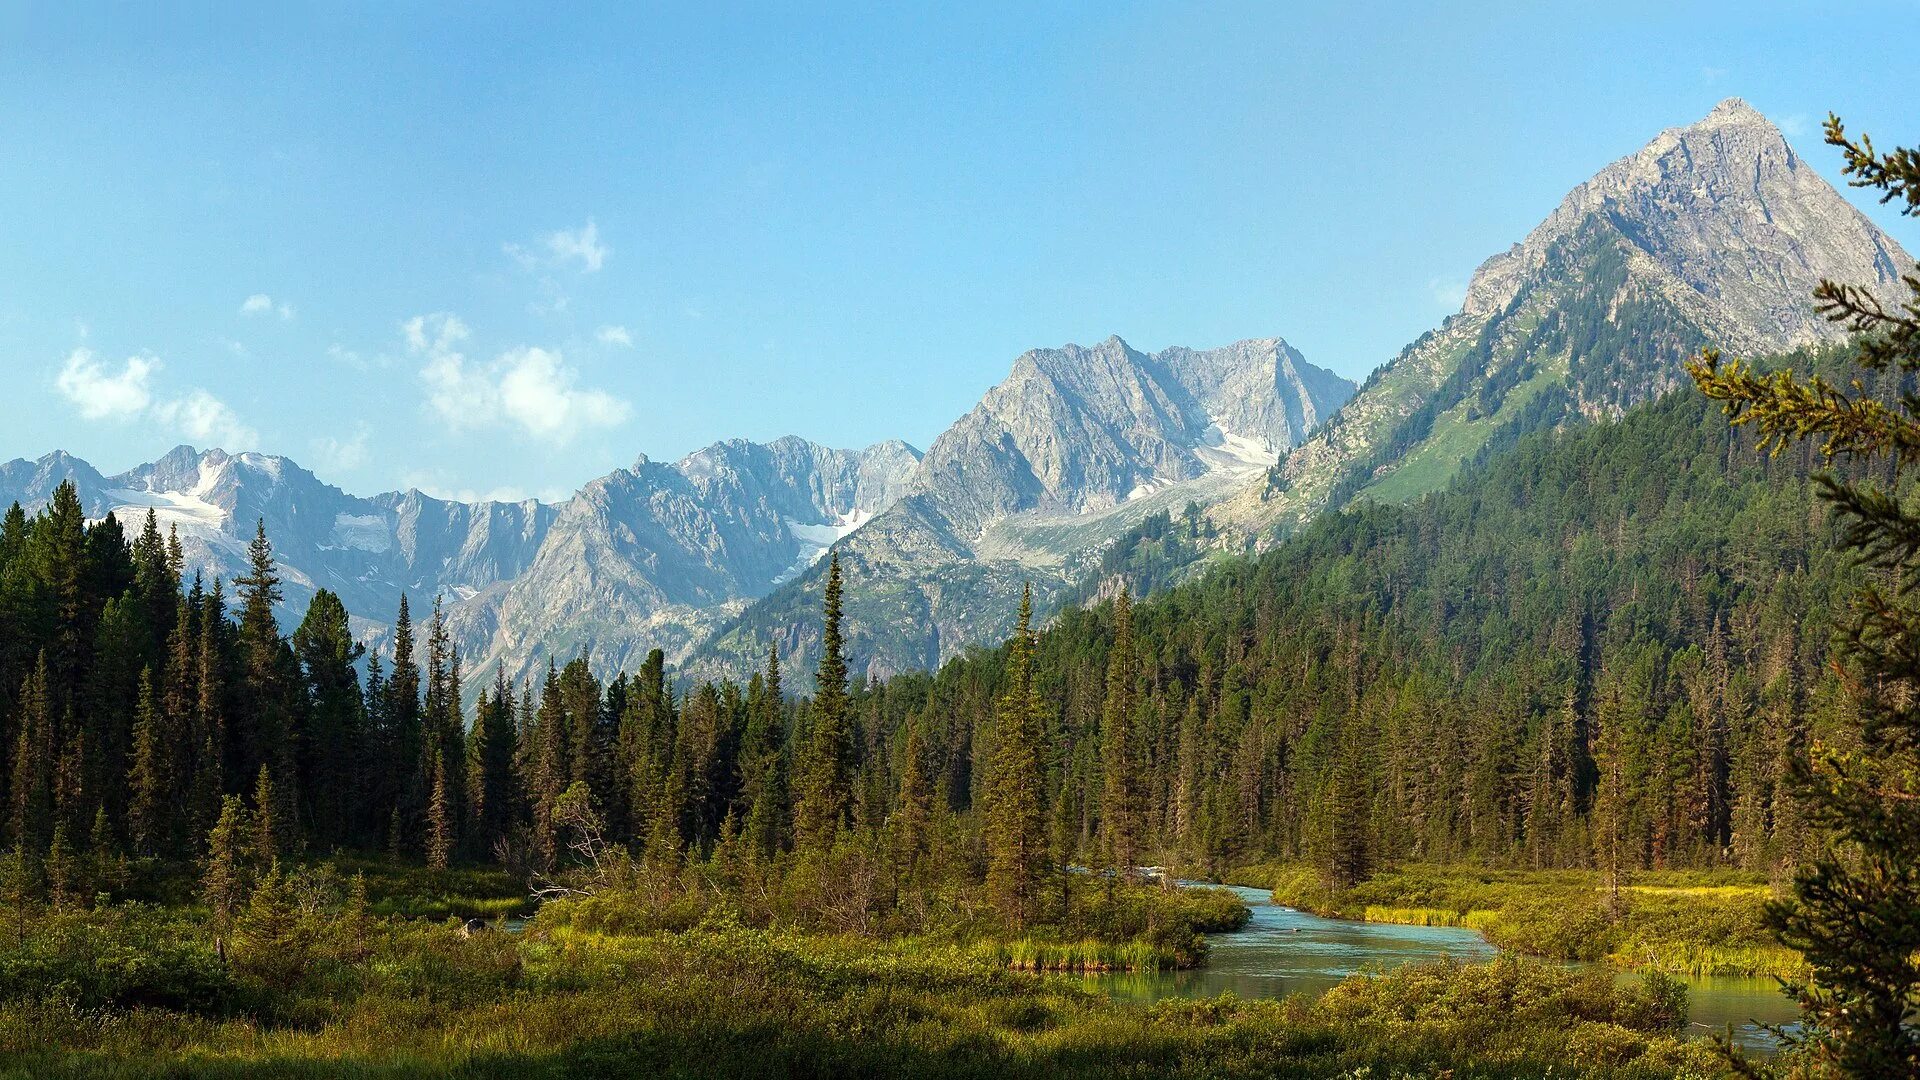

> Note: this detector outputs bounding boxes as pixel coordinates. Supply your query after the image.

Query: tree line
[0,347,1885,922]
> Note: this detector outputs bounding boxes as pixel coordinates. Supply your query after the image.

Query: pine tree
[233,521,295,834]
[202,793,248,963]
[251,765,281,867]
[126,667,166,854]
[1100,590,1142,876]
[232,863,308,990]
[0,846,38,948]
[88,804,127,899]
[985,585,1048,927]
[794,554,853,854]
[891,713,932,881]
[386,594,422,843]
[741,648,788,861]
[292,590,365,850]
[8,655,52,853]
[466,667,520,859]
[43,822,77,909]
[427,748,452,871]
[1686,113,1920,1076]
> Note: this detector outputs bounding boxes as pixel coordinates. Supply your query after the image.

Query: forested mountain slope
[862,352,1881,876]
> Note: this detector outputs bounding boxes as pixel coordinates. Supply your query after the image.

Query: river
[1095,885,1800,1053]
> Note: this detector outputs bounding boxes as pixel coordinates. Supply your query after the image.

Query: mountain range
[4,99,1910,693]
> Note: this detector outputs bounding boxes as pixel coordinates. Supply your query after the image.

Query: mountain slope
[1215,97,1912,542]
[0,445,554,638]
[687,335,1353,684]
[448,436,921,687]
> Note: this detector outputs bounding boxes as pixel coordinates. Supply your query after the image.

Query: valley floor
[0,857,1764,1079]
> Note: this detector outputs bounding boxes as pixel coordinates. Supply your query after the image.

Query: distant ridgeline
[0,344,1887,879]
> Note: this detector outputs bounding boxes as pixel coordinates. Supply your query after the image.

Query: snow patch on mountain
[328,512,392,553]
[775,510,874,584]
[104,487,232,537]
[1191,420,1278,473]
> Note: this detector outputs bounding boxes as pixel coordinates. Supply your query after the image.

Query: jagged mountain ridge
[685,335,1354,685]
[448,435,922,689]
[1212,97,1913,541]
[0,436,921,687]
[0,444,554,640]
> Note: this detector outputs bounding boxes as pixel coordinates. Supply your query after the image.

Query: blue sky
[3,2,1915,501]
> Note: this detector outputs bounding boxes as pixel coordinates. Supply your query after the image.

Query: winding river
[1096,885,1801,1053]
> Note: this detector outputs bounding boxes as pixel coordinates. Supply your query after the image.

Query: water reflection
[1094,884,1800,1053]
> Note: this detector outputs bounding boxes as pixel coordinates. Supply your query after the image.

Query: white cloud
[403,312,469,355]
[596,324,633,347]
[55,348,157,420]
[55,346,256,448]
[155,390,258,449]
[241,293,295,320]
[507,219,609,274]
[311,427,371,475]
[408,315,629,443]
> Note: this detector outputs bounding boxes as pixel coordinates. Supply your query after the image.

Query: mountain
[1209,99,1911,543]
[0,436,920,690]
[447,436,921,688]
[0,444,555,639]
[686,335,1353,684]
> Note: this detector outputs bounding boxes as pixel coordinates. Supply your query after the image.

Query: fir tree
[43,822,77,910]
[291,590,365,850]
[8,655,53,853]
[126,666,166,854]
[794,553,853,854]
[251,765,281,868]
[202,793,248,963]
[427,748,452,871]
[1100,590,1142,876]
[1686,113,1920,1076]
[985,585,1048,927]
[0,846,38,949]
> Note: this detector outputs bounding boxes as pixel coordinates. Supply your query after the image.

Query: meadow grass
[1246,863,1805,980]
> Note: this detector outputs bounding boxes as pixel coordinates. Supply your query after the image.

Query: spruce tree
[427,748,452,871]
[292,590,365,850]
[8,655,52,852]
[794,553,853,854]
[251,765,281,868]
[126,666,166,854]
[985,585,1048,927]
[202,793,248,963]
[1687,113,1920,1076]
[43,822,77,910]
[1100,590,1142,877]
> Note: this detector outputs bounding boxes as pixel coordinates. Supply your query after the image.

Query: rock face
[449,436,921,688]
[0,437,920,692]
[12,99,1894,698]
[1215,97,1913,540]
[0,445,554,639]
[686,336,1353,685]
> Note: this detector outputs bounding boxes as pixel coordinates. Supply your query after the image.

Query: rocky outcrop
[1215,98,1914,541]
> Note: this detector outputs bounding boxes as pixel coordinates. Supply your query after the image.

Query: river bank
[1097,882,1801,1054]
[1232,864,1805,980]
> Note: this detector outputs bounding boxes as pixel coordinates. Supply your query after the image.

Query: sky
[2,2,1915,503]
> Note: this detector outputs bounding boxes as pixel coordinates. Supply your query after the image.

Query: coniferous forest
[0,359,1870,905]
[1,72,1916,1079]
[0,345,1896,1078]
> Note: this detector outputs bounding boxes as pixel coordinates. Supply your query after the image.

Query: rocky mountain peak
[1464,99,1910,353]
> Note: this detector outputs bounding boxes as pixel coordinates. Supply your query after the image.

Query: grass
[0,903,1734,1079]
[1248,863,1805,980]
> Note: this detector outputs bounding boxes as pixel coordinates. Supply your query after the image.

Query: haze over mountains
[6,99,1910,693]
